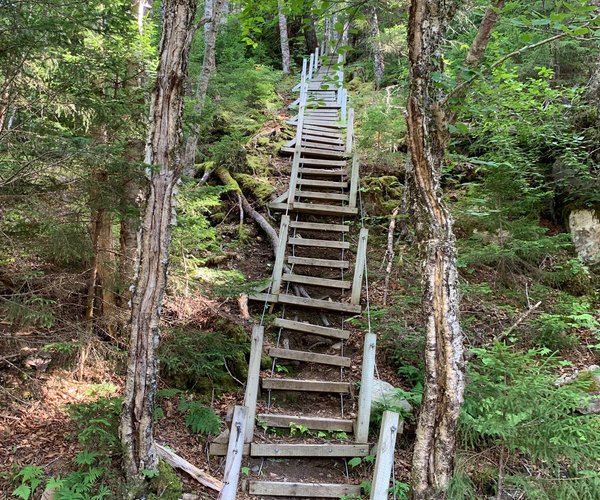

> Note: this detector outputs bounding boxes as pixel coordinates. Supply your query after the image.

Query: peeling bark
[465,0,505,66]
[182,0,226,176]
[406,1,465,498]
[278,0,291,73]
[120,0,196,484]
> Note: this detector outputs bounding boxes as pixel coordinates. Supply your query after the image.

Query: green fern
[177,399,221,435]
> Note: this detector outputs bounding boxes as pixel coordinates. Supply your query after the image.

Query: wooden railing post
[218,405,248,500]
[243,326,264,442]
[369,411,400,500]
[271,215,290,295]
[308,53,314,80]
[315,47,320,70]
[346,108,354,154]
[355,332,376,442]
[341,88,347,122]
[348,154,360,209]
[288,60,308,204]
[351,227,368,305]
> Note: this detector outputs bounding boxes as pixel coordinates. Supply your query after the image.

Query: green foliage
[177,399,221,436]
[12,466,44,499]
[159,327,249,392]
[461,344,599,475]
[66,397,122,455]
[1,295,56,328]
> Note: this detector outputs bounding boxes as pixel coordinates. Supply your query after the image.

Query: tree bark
[465,0,505,66]
[406,1,465,498]
[120,0,196,484]
[370,5,385,88]
[303,15,318,54]
[278,0,291,73]
[182,0,226,176]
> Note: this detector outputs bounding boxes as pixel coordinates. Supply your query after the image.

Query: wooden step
[256,413,353,431]
[288,237,349,249]
[274,318,350,340]
[251,443,369,457]
[281,273,351,289]
[281,147,345,158]
[297,179,348,188]
[269,347,352,367]
[250,293,361,313]
[288,256,349,269]
[299,158,346,167]
[291,202,358,216]
[262,378,350,393]
[296,191,349,201]
[301,141,345,152]
[302,124,344,135]
[289,221,349,232]
[302,134,343,144]
[249,481,361,497]
[298,167,347,176]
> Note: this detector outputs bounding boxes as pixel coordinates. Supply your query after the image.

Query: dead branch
[156,443,223,492]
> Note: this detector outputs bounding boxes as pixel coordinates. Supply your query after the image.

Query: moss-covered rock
[246,154,270,176]
[148,461,183,500]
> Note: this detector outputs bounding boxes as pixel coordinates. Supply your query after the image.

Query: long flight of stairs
[212,48,374,499]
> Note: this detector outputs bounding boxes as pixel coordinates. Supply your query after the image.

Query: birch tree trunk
[406,1,465,498]
[465,0,505,66]
[278,0,291,73]
[120,0,196,484]
[370,5,385,89]
[182,0,226,176]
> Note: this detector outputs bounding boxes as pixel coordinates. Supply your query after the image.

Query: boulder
[569,209,600,264]
[371,379,412,413]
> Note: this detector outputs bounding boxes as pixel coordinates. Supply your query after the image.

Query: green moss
[149,461,183,500]
[234,172,274,201]
[246,155,270,176]
[361,175,404,215]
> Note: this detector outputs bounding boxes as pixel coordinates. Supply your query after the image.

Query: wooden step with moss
[249,481,361,497]
[256,413,354,431]
[269,347,352,367]
[273,318,350,340]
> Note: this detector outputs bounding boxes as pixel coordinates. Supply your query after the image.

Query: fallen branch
[498,301,542,340]
[156,443,223,492]
[382,207,400,306]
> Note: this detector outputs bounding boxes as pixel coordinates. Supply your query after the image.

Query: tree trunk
[278,0,291,73]
[406,1,465,498]
[370,6,385,89]
[182,0,226,176]
[465,0,505,66]
[303,15,318,54]
[120,0,196,484]
[119,0,153,307]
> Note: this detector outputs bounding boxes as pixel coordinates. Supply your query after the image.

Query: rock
[569,209,600,264]
[371,379,412,413]
[583,365,600,414]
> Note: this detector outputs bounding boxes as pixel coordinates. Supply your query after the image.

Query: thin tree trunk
[465,0,505,66]
[182,0,226,176]
[406,1,465,498]
[278,0,291,73]
[119,0,154,304]
[120,0,196,484]
[370,5,385,89]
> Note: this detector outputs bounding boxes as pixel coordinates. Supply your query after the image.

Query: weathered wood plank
[262,378,350,393]
[298,167,347,176]
[281,273,351,289]
[271,216,290,295]
[218,405,248,500]
[296,191,349,201]
[208,441,250,457]
[253,293,361,313]
[251,443,369,457]
[273,318,350,339]
[346,108,354,154]
[355,332,376,443]
[243,326,264,442]
[249,481,361,497]
[256,413,354,431]
[281,146,346,158]
[299,158,346,166]
[289,237,349,249]
[301,141,345,152]
[351,228,369,305]
[349,154,360,208]
[287,256,350,269]
[370,411,400,500]
[269,347,352,367]
[291,202,357,216]
[289,221,349,232]
[297,178,348,188]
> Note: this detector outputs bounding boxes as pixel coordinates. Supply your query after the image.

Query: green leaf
[12,484,31,500]
[348,457,362,468]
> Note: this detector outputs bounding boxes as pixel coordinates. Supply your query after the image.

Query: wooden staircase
[213,48,377,498]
